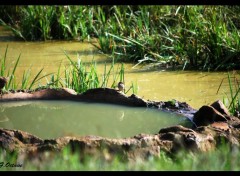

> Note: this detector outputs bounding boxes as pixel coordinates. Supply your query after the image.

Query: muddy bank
[0,88,196,120]
[0,88,240,161]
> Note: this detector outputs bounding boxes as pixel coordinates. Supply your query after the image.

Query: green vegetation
[0,5,240,170]
[0,45,137,94]
[1,5,240,71]
[59,51,129,93]
[217,71,240,116]
[0,45,53,91]
[0,143,239,171]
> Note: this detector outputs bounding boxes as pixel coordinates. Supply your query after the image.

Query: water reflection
[0,100,187,139]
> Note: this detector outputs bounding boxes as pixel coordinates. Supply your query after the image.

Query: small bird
[0,76,8,93]
[118,81,125,92]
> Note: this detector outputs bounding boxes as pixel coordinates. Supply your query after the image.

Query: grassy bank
[0,143,239,171]
[0,6,240,71]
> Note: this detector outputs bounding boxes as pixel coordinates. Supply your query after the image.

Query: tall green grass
[0,6,240,70]
[62,51,133,94]
[0,46,53,91]
[217,71,240,115]
[0,46,135,94]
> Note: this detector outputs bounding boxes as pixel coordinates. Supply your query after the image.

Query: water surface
[0,27,237,109]
[0,28,235,139]
[0,100,188,139]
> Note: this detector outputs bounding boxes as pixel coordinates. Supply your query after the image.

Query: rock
[193,105,228,127]
[0,128,43,152]
[227,116,240,128]
[159,125,195,134]
[0,127,214,161]
[0,88,196,118]
[211,122,229,131]
[1,119,240,162]
[62,88,77,95]
[234,111,240,118]
[158,125,216,153]
[210,100,230,116]
[1,88,240,162]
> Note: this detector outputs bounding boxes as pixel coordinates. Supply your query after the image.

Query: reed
[0,46,135,94]
[0,45,53,91]
[1,6,240,70]
[62,51,129,94]
[217,71,240,115]
[0,45,20,90]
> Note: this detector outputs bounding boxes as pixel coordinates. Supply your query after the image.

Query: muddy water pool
[0,100,189,139]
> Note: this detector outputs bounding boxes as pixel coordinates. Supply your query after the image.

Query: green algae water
[0,41,235,109]
[0,100,188,139]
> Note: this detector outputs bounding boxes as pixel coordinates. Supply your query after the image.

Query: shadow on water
[0,36,23,41]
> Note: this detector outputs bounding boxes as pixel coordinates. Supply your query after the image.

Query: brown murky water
[0,26,237,109]
[0,40,234,109]
[0,26,238,138]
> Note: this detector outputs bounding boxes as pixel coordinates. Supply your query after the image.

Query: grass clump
[217,71,240,116]
[1,6,240,70]
[0,45,137,94]
[0,45,49,91]
[61,50,128,93]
